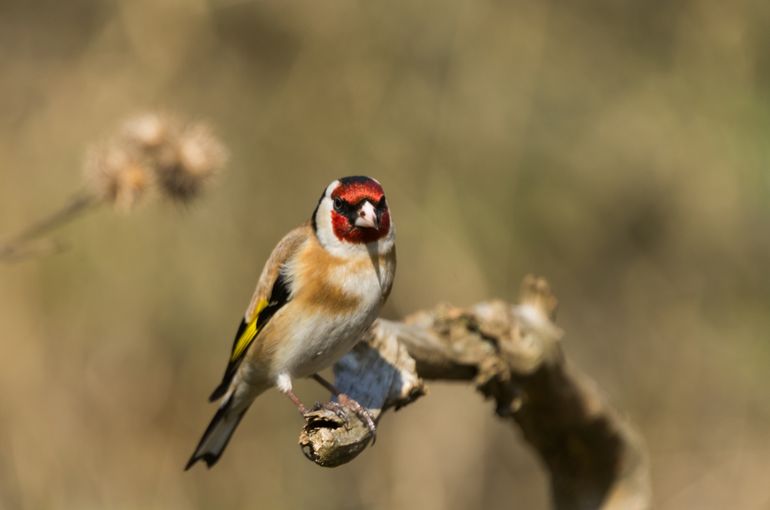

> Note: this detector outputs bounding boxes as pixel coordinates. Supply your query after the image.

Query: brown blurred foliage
[1,0,769,509]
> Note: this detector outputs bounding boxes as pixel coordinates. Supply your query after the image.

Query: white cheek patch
[315,196,369,257]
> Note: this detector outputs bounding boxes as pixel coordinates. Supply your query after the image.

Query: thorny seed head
[85,143,152,212]
[121,112,174,149]
[154,121,228,202]
[84,112,228,209]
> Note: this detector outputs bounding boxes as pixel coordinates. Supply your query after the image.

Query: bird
[185,175,396,470]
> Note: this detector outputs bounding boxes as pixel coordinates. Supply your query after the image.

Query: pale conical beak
[354,201,379,229]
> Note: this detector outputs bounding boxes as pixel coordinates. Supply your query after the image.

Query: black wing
[208,271,291,402]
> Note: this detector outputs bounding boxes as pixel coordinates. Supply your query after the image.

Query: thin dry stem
[0,192,97,262]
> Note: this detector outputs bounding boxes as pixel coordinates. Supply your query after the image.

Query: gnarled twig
[299,275,650,510]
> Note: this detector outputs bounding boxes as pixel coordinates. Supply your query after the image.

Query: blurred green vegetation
[1,0,769,508]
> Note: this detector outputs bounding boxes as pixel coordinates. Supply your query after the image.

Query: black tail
[185,395,247,470]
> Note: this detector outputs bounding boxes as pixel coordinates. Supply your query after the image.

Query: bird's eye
[377,196,387,209]
[333,197,344,212]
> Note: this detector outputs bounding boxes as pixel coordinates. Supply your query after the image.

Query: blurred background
[1,0,769,508]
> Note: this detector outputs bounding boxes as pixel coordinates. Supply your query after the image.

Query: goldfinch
[186,176,396,470]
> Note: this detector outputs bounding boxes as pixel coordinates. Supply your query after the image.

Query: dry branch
[299,276,650,510]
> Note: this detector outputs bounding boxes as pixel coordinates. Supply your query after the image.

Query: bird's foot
[315,397,377,445]
[338,394,377,445]
[309,373,376,445]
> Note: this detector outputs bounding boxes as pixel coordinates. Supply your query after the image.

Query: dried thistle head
[121,112,176,149]
[153,121,228,202]
[84,112,228,209]
[1,111,228,262]
[85,142,152,212]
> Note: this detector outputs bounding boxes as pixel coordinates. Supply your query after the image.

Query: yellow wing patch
[230,298,268,362]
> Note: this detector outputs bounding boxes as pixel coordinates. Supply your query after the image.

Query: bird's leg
[311,373,377,444]
[277,373,308,415]
[284,389,308,415]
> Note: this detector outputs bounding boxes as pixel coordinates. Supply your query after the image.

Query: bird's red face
[329,177,391,244]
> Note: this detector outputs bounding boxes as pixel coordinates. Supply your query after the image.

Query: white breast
[272,252,392,379]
